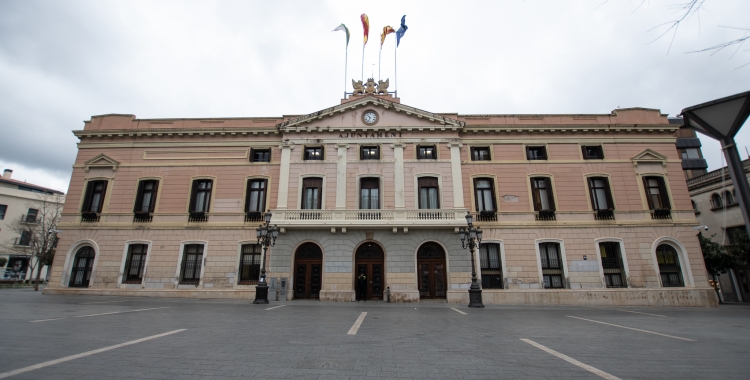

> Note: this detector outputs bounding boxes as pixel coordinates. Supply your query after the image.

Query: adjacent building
[44,88,717,306]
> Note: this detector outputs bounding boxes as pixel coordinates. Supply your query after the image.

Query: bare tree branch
[646,0,706,54]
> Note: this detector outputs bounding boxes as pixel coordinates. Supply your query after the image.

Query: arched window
[69,246,95,287]
[656,244,684,287]
[724,191,735,206]
[710,193,723,209]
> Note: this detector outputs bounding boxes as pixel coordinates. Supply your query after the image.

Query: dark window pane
[417,145,436,159]
[251,149,271,162]
[526,146,547,160]
[304,147,324,160]
[472,147,491,161]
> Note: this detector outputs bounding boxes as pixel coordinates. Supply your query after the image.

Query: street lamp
[681,90,750,237]
[253,212,279,304]
[459,212,484,308]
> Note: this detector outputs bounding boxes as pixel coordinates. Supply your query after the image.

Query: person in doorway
[357,272,367,301]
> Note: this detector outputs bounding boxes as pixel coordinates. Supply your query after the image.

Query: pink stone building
[44,92,717,306]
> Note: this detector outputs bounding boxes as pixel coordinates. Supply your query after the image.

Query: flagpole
[361,45,365,81]
[378,48,381,82]
[344,44,348,98]
[394,41,397,96]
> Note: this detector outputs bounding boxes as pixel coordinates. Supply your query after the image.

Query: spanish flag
[361,14,369,45]
[380,26,395,49]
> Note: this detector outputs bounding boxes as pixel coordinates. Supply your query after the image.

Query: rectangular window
[599,242,626,288]
[189,179,213,213]
[471,147,491,161]
[251,148,271,162]
[526,146,547,160]
[179,244,204,285]
[680,148,700,159]
[134,180,159,213]
[25,208,39,223]
[360,146,380,160]
[474,178,496,212]
[643,176,670,210]
[82,180,108,213]
[0,204,6,220]
[530,177,555,211]
[245,179,267,213]
[582,145,604,159]
[539,242,564,288]
[587,177,613,211]
[18,231,31,246]
[360,178,380,209]
[418,177,440,209]
[238,244,261,285]
[123,244,148,284]
[417,145,437,159]
[479,243,503,289]
[304,147,324,160]
[301,178,322,209]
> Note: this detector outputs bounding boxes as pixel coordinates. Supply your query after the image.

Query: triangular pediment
[631,149,668,162]
[84,154,120,171]
[276,95,464,132]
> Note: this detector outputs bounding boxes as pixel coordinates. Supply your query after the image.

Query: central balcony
[270,209,469,228]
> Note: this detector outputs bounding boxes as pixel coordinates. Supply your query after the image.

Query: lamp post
[681,90,750,237]
[253,212,279,304]
[459,212,484,308]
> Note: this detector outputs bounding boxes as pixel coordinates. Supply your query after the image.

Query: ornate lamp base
[468,281,484,308]
[253,283,269,304]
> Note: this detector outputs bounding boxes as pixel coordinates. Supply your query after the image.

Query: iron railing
[474,211,498,222]
[188,212,208,223]
[245,212,263,223]
[650,208,672,220]
[81,212,100,223]
[133,212,152,223]
[594,209,615,220]
[535,210,556,221]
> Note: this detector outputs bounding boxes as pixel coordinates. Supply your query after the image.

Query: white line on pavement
[29,307,169,323]
[616,309,667,318]
[347,312,367,335]
[0,329,186,379]
[265,305,287,310]
[79,300,129,304]
[568,316,694,341]
[450,307,467,315]
[521,338,621,380]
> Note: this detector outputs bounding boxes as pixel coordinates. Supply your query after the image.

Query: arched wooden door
[417,242,447,299]
[69,246,95,288]
[293,243,323,299]
[355,242,384,300]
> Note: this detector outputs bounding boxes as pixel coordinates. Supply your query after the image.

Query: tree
[1,194,63,291]
[726,228,750,265]
[699,232,736,277]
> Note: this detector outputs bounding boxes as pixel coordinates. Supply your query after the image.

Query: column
[276,143,292,209]
[449,141,465,208]
[393,143,405,209]
[336,144,348,209]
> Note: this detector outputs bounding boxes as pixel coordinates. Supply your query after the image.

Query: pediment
[631,149,668,162]
[84,154,120,172]
[276,95,464,133]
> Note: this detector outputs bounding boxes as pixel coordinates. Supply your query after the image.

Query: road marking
[30,307,168,323]
[568,316,694,341]
[0,329,186,379]
[521,338,621,380]
[347,312,367,335]
[616,309,667,318]
[265,305,287,310]
[450,307,467,315]
[79,300,128,304]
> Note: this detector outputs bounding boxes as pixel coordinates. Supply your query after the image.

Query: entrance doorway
[69,246,95,288]
[355,242,384,300]
[417,242,447,299]
[293,243,322,299]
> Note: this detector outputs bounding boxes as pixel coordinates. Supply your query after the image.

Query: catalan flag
[380,26,395,49]
[361,14,369,45]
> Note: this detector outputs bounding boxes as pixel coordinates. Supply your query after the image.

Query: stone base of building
[319,290,355,302]
[42,287,257,299]
[446,288,719,307]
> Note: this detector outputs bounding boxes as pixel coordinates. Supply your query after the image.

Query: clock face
[363,111,378,125]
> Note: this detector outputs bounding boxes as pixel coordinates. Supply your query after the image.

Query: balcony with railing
[270,209,469,227]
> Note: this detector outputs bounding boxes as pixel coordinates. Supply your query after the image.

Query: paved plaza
[0,290,748,379]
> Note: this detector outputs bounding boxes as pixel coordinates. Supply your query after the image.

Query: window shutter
[545,178,556,211]
[81,181,94,212]
[657,177,671,209]
[134,181,145,213]
[530,178,540,211]
[97,181,108,213]
[149,181,159,213]
[603,178,614,210]
[189,180,198,212]
[642,177,655,210]
[259,179,268,212]
[581,146,588,159]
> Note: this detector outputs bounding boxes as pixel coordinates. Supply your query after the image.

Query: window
[301,177,322,209]
[471,147,491,161]
[82,180,108,213]
[587,177,613,211]
[25,208,38,223]
[251,148,271,162]
[680,148,700,159]
[656,244,683,287]
[360,178,380,209]
[0,204,6,220]
[479,243,503,289]
[418,177,440,209]
[643,176,670,210]
[245,179,267,213]
[474,178,496,212]
[710,193,723,209]
[123,244,148,284]
[360,146,380,160]
[18,231,31,246]
[526,146,547,160]
[724,190,736,206]
[599,242,626,288]
[539,242,564,288]
[189,179,213,213]
[179,244,204,285]
[134,180,159,213]
[530,177,555,211]
[417,145,437,159]
[238,244,261,285]
[304,147,324,160]
[582,145,604,159]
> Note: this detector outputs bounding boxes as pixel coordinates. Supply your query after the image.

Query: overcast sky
[1,0,748,193]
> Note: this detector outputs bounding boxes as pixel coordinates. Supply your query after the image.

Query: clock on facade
[362,110,379,125]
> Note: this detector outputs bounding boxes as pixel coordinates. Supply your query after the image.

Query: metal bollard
[386,287,390,303]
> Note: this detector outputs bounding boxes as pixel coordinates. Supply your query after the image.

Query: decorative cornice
[73,127,279,139]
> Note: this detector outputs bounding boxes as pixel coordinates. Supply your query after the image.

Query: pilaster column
[393,143,405,209]
[276,143,293,209]
[336,144,349,209]
[448,140,465,208]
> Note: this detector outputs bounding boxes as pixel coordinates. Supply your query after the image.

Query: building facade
[44,91,716,306]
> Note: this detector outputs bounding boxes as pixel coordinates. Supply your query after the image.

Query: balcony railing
[245,212,263,223]
[650,208,672,220]
[594,209,615,220]
[535,210,556,221]
[271,209,468,226]
[81,212,100,223]
[133,212,153,223]
[188,212,208,223]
